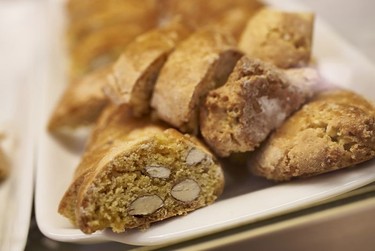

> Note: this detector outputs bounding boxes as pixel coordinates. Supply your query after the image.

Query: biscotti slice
[58,105,224,234]
[239,8,314,68]
[48,66,111,132]
[200,56,318,157]
[104,20,191,116]
[151,28,242,133]
[251,90,375,181]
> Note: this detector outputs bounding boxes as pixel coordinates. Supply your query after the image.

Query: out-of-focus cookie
[162,0,262,31]
[104,20,192,116]
[239,8,314,68]
[200,56,317,157]
[67,0,159,78]
[250,90,375,181]
[151,28,242,133]
[69,24,150,78]
[210,7,262,42]
[48,66,111,132]
[66,0,159,41]
[58,105,224,234]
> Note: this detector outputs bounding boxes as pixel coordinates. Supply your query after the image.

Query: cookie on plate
[151,28,242,133]
[239,8,314,68]
[58,105,224,234]
[250,90,375,181]
[104,20,191,116]
[200,56,317,157]
[49,21,190,132]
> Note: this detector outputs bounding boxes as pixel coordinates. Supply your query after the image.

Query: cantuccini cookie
[250,90,375,181]
[200,56,317,157]
[104,20,191,116]
[239,8,314,68]
[58,105,224,234]
[151,28,242,133]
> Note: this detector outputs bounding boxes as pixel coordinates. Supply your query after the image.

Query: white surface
[35,0,375,246]
[0,1,38,251]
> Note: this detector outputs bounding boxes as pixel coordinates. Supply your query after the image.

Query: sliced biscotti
[48,66,111,132]
[49,22,190,132]
[104,20,191,116]
[251,90,375,181]
[239,8,314,68]
[58,105,224,234]
[200,56,318,157]
[151,28,242,133]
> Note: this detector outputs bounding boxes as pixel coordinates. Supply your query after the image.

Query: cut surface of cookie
[58,105,224,234]
[200,56,317,157]
[250,90,375,181]
[151,28,242,133]
[104,20,191,116]
[239,8,314,68]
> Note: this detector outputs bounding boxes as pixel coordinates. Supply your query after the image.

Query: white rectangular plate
[35,0,375,246]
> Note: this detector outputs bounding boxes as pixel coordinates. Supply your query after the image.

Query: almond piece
[171,179,200,202]
[186,148,207,166]
[128,195,163,216]
[145,165,171,179]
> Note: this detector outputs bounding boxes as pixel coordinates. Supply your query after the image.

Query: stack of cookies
[49,1,375,234]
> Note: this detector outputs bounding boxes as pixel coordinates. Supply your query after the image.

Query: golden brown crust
[48,66,112,132]
[59,105,224,234]
[104,20,192,116]
[151,28,242,133]
[200,56,315,157]
[251,90,375,181]
[239,8,314,68]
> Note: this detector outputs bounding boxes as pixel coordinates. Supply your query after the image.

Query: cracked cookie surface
[250,90,375,181]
